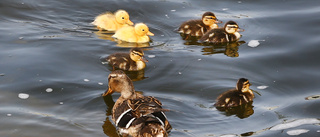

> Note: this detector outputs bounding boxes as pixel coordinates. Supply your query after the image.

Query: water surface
[1,0,320,136]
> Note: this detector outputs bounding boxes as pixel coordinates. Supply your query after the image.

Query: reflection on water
[102,95,120,137]
[201,41,245,57]
[216,101,254,119]
[184,40,245,57]
[102,117,120,137]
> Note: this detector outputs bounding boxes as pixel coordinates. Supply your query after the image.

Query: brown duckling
[178,12,222,37]
[103,70,172,137]
[92,9,134,31]
[106,48,148,71]
[214,78,254,108]
[200,21,244,44]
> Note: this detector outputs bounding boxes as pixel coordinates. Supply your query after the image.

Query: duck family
[94,10,253,137]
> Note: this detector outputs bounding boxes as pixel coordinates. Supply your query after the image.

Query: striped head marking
[202,12,220,26]
[225,21,241,34]
[130,48,148,62]
[236,78,251,92]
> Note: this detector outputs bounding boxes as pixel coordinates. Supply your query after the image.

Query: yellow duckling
[200,21,244,44]
[103,70,172,137]
[92,9,134,31]
[214,78,254,108]
[106,48,148,71]
[178,12,222,37]
[112,23,154,43]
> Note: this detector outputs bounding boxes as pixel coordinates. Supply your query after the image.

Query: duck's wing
[178,20,207,36]
[200,29,229,43]
[106,53,131,70]
[113,96,171,135]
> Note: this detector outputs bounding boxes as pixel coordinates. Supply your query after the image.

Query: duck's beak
[127,19,134,25]
[102,87,114,96]
[140,56,148,62]
[237,28,245,32]
[147,31,154,36]
[215,20,223,24]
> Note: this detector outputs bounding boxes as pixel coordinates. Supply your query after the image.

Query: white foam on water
[7,114,12,117]
[84,79,90,82]
[257,85,268,89]
[270,118,320,130]
[18,93,29,99]
[46,88,53,92]
[98,82,104,85]
[148,55,156,58]
[248,40,265,47]
[287,129,309,135]
[220,134,237,137]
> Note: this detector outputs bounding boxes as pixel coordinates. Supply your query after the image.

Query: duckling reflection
[201,41,245,57]
[183,40,245,57]
[216,101,254,119]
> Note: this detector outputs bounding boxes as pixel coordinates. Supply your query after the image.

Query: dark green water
[1,0,320,136]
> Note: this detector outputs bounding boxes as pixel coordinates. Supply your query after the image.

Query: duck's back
[112,96,171,137]
[107,53,133,70]
[112,26,137,42]
[178,20,209,37]
[200,28,229,44]
[214,89,249,107]
[92,12,117,31]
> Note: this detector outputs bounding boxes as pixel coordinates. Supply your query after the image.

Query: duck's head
[224,21,244,34]
[103,70,135,98]
[115,10,134,26]
[129,48,148,62]
[202,12,222,27]
[134,23,154,36]
[236,78,251,93]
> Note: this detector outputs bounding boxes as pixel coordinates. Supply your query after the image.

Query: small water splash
[46,88,53,93]
[257,85,268,89]
[248,40,265,47]
[18,93,29,99]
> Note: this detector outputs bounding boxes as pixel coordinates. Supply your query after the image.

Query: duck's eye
[142,29,145,31]
[122,17,125,19]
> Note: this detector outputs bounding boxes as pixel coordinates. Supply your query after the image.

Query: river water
[1,0,320,137]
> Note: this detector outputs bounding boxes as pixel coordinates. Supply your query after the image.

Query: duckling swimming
[92,9,134,31]
[103,70,172,137]
[200,21,244,44]
[178,12,222,37]
[112,23,154,43]
[106,48,148,71]
[214,78,254,108]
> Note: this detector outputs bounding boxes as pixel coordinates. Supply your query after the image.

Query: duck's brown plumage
[200,20,243,44]
[106,48,147,71]
[214,78,254,108]
[103,70,171,137]
[178,12,221,37]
